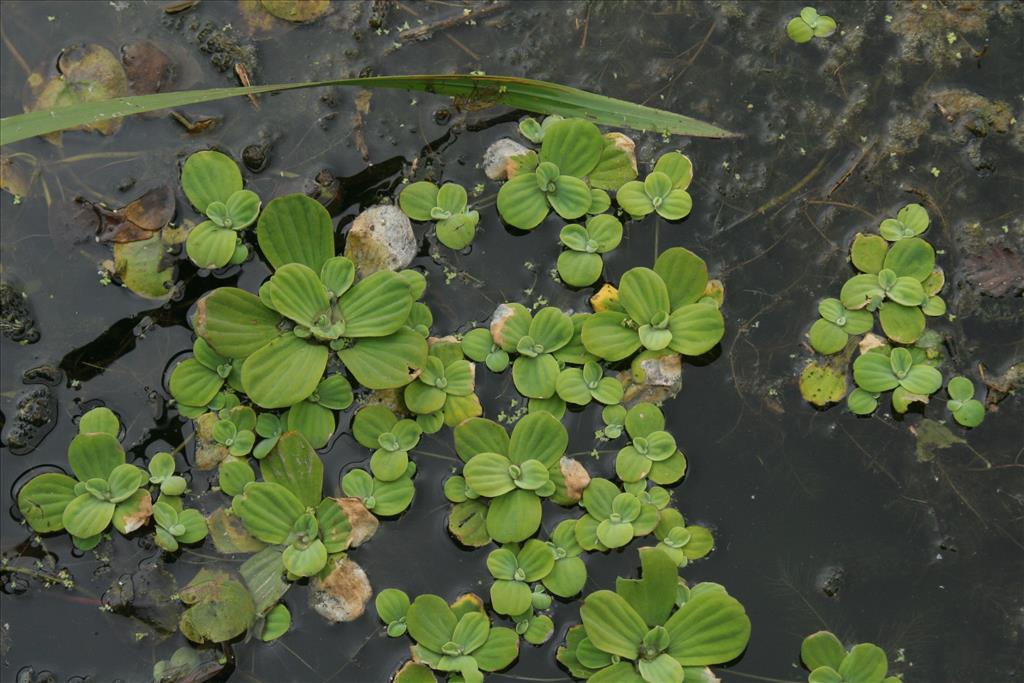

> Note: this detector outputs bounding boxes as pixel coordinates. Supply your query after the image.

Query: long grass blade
[0,74,735,146]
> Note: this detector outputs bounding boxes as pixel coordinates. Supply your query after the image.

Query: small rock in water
[482,138,531,181]
[617,353,683,408]
[2,386,57,455]
[344,205,417,277]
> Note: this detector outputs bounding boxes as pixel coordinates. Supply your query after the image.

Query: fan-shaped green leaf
[257,194,335,272]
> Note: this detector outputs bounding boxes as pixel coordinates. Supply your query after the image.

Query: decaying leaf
[308,556,372,623]
[799,359,848,407]
[111,233,174,300]
[912,418,966,463]
[121,41,174,95]
[335,497,379,547]
[97,186,176,243]
[965,244,1024,297]
[981,361,1024,409]
[558,457,590,503]
[179,569,256,644]
[1,154,38,199]
[25,44,129,144]
[259,0,330,23]
[207,507,267,554]
[195,412,231,469]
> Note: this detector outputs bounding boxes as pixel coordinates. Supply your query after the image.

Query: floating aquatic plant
[168,338,242,417]
[556,360,624,407]
[541,519,588,599]
[192,193,429,408]
[404,342,482,430]
[16,408,153,550]
[182,150,261,269]
[496,118,606,229]
[381,591,519,683]
[486,540,555,616]
[945,376,985,427]
[152,499,208,552]
[808,298,874,355]
[653,507,713,568]
[461,327,512,373]
[556,215,623,287]
[614,403,687,485]
[400,181,481,250]
[343,411,419,516]
[851,345,942,414]
[582,248,724,362]
[616,152,694,221]
[575,478,660,551]
[449,413,579,543]
[229,432,376,577]
[557,547,751,682]
[800,631,901,683]
[787,7,838,44]
[490,304,576,399]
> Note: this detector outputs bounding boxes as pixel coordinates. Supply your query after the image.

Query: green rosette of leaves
[229,432,375,577]
[800,631,902,683]
[454,412,577,543]
[342,461,418,517]
[490,304,575,399]
[283,373,354,448]
[614,403,687,485]
[153,499,208,552]
[486,540,556,616]
[556,360,623,407]
[808,298,873,355]
[461,327,511,373]
[557,547,751,683]
[574,478,661,551]
[787,7,837,44]
[404,342,482,429]
[616,152,694,221]
[945,376,985,428]
[556,215,623,287]
[16,407,152,550]
[852,346,943,414]
[386,592,519,683]
[582,247,724,362]
[182,150,261,269]
[842,223,944,345]
[168,337,243,417]
[192,193,428,409]
[653,508,713,568]
[497,118,604,229]
[400,181,480,250]
[541,519,588,599]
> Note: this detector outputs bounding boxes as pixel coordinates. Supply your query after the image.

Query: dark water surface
[1,1,1022,682]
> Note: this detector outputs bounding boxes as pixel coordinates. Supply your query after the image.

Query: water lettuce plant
[182,150,261,269]
[452,413,578,543]
[168,338,242,417]
[193,193,428,408]
[496,118,605,229]
[842,227,942,345]
[542,519,588,598]
[147,451,187,496]
[614,403,687,485]
[487,540,555,616]
[352,405,422,482]
[787,7,838,44]
[557,215,623,287]
[229,432,376,577]
[380,591,519,683]
[404,342,481,429]
[945,376,985,427]
[342,463,418,517]
[852,346,942,414]
[16,408,152,550]
[654,508,713,568]
[582,248,724,362]
[800,631,901,683]
[518,115,563,143]
[879,203,929,241]
[596,404,627,440]
[808,298,874,355]
[490,304,575,399]
[556,360,624,407]
[153,499,208,552]
[462,327,511,373]
[557,547,751,682]
[400,181,480,250]
[282,373,354,448]
[616,152,693,221]
[575,478,660,551]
